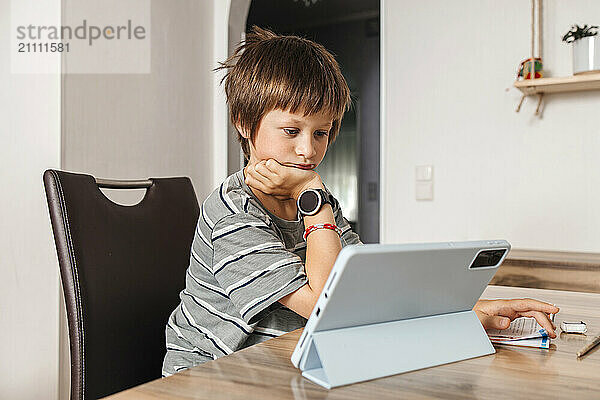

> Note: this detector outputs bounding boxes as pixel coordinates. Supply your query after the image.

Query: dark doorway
[246,0,380,243]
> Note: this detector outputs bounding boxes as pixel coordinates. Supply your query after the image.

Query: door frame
[214,0,384,242]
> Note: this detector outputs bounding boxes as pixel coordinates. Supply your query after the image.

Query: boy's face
[244,108,333,170]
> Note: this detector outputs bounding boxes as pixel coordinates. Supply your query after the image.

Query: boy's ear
[235,123,250,139]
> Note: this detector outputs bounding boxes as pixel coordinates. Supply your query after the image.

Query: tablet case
[298,311,493,389]
[293,241,509,388]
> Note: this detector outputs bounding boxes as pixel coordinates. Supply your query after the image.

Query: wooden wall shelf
[514,73,600,95]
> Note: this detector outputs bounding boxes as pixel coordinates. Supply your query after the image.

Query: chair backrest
[44,170,199,399]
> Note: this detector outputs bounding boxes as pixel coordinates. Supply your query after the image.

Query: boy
[162,27,558,377]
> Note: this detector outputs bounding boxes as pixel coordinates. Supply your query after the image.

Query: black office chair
[44,170,199,399]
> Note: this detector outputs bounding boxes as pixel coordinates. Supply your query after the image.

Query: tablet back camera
[469,249,507,269]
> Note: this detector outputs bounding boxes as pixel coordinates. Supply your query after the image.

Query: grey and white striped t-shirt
[162,169,361,376]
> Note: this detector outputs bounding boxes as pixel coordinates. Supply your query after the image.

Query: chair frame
[44,169,198,399]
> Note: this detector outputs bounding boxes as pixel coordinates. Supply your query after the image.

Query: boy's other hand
[244,159,324,200]
[473,298,559,338]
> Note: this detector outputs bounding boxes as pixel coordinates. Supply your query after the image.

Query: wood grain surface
[492,250,600,293]
[104,286,600,400]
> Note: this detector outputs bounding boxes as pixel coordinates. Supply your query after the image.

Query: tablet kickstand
[299,310,495,389]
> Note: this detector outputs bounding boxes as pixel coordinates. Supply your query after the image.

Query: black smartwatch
[297,188,334,216]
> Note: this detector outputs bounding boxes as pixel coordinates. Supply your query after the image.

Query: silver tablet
[291,240,510,368]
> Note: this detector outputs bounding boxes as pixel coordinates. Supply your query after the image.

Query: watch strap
[314,189,334,208]
[297,188,334,216]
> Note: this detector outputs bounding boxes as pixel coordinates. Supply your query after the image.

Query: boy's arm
[245,160,343,319]
[278,199,341,319]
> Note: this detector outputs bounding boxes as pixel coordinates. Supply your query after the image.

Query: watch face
[299,190,319,213]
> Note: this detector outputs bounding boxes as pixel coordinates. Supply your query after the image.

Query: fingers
[245,158,321,199]
[474,298,559,338]
[244,164,271,193]
[474,310,510,331]
[255,161,282,185]
[473,299,519,320]
[244,173,267,194]
[486,315,511,331]
[245,161,290,197]
[245,164,268,184]
[256,158,313,186]
[511,298,559,315]
[519,310,557,338]
[478,298,559,318]
[264,158,283,173]
[511,298,559,337]
[252,159,284,176]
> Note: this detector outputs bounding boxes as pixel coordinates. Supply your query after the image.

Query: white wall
[2,0,219,398]
[0,0,62,398]
[62,0,216,202]
[382,0,600,252]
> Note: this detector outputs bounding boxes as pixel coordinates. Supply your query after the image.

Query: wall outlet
[415,181,433,200]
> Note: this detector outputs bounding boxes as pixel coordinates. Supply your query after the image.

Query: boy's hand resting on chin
[244,159,324,201]
[473,298,559,338]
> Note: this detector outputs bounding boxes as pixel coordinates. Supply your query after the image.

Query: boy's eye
[283,128,328,137]
[283,128,299,135]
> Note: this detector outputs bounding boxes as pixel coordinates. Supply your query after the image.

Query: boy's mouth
[293,163,316,170]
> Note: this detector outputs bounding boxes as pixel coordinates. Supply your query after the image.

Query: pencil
[576,334,600,358]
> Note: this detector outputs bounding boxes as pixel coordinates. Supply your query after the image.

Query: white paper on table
[490,335,550,349]
[486,316,552,340]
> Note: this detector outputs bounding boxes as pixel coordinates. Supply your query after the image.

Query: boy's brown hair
[216,26,351,160]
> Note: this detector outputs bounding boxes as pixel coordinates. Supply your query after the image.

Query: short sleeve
[211,212,308,324]
[336,214,362,246]
[323,186,362,246]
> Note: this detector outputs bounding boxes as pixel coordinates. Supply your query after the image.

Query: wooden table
[105,286,600,399]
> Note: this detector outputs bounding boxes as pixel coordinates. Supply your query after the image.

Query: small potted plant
[562,24,599,75]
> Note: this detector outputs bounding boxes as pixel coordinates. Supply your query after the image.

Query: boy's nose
[296,136,317,159]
